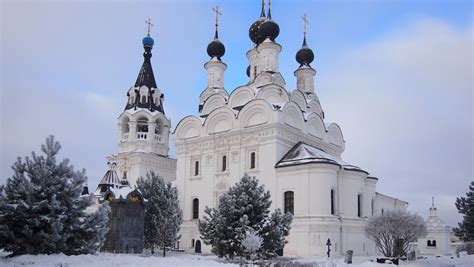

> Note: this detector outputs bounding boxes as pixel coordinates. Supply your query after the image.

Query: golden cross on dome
[145,18,153,36]
[212,5,222,31]
[302,13,309,37]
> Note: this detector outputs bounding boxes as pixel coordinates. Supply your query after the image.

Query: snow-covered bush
[0,136,110,256]
[365,209,427,257]
[198,174,292,259]
[137,171,183,257]
[242,229,263,260]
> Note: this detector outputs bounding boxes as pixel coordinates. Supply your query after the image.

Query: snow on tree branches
[137,171,183,257]
[198,174,292,259]
[454,181,474,242]
[365,209,427,257]
[0,136,110,256]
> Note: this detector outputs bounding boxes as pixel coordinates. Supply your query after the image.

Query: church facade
[97,2,408,258]
[172,3,407,257]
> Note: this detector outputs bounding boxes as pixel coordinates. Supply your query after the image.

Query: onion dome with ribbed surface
[207,30,225,60]
[296,36,314,67]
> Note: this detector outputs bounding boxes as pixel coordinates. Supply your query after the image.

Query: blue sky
[1,0,472,227]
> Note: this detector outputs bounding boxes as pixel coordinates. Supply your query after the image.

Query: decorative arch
[327,123,345,148]
[254,72,273,88]
[308,99,323,116]
[282,101,305,130]
[204,107,235,134]
[228,86,254,109]
[290,90,308,112]
[201,94,227,115]
[238,99,274,128]
[173,116,202,140]
[129,109,154,122]
[306,112,325,139]
[256,84,289,104]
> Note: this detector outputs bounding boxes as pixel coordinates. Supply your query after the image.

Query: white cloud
[319,18,472,226]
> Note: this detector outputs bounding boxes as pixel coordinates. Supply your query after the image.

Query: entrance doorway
[195,240,201,253]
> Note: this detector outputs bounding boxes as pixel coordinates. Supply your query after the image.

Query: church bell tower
[107,20,176,186]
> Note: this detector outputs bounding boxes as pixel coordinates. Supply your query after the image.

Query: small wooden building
[100,187,145,254]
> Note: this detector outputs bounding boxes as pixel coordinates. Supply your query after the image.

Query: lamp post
[326,238,332,258]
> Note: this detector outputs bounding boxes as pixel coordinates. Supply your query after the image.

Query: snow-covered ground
[294,255,474,267]
[0,252,236,267]
[1,252,473,267]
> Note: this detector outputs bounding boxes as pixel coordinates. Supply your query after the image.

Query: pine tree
[454,181,474,241]
[0,136,110,256]
[198,174,293,259]
[137,171,183,257]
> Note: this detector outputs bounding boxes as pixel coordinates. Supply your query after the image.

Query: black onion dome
[258,19,280,42]
[207,29,225,60]
[296,37,314,66]
[207,39,225,59]
[249,17,267,44]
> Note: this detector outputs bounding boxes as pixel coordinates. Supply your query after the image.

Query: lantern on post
[326,238,332,258]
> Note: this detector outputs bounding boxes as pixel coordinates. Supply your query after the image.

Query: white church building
[97,2,408,258]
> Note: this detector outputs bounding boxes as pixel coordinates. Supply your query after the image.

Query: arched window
[381,208,384,215]
[121,117,130,134]
[432,240,436,247]
[191,239,195,248]
[137,116,149,133]
[222,155,227,171]
[357,194,362,217]
[155,119,162,134]
[192,198,199,219]
[284,191,294,215]
[427,240,431,246]
[330,189,335,215]
[250,152,256,169]
[141,95,147,103]
[194,161,200,176]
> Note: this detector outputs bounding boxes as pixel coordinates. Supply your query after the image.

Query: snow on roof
[109,186,135,199]
[275,142,366,173]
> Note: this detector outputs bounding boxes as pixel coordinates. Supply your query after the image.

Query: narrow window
[194,161,199,176]
[357,194,362,217]
[192,239,195,248]
[381,208,384,215]
[432,240,437,247]
[192,198,199,219]
[254,66,257,77]
[371,198,375,216]
[250,152,256,169]
[284,191,294,215]
[222,155,227,172]
[330,189,335,215]
[427,240,431,246]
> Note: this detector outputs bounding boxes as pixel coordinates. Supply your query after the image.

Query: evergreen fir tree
[0,136,110,256]
[137,171,183,257]
[198,174,292,259]
[454,181,474,241]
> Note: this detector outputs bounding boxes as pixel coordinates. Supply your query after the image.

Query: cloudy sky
[1,0,472,227]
